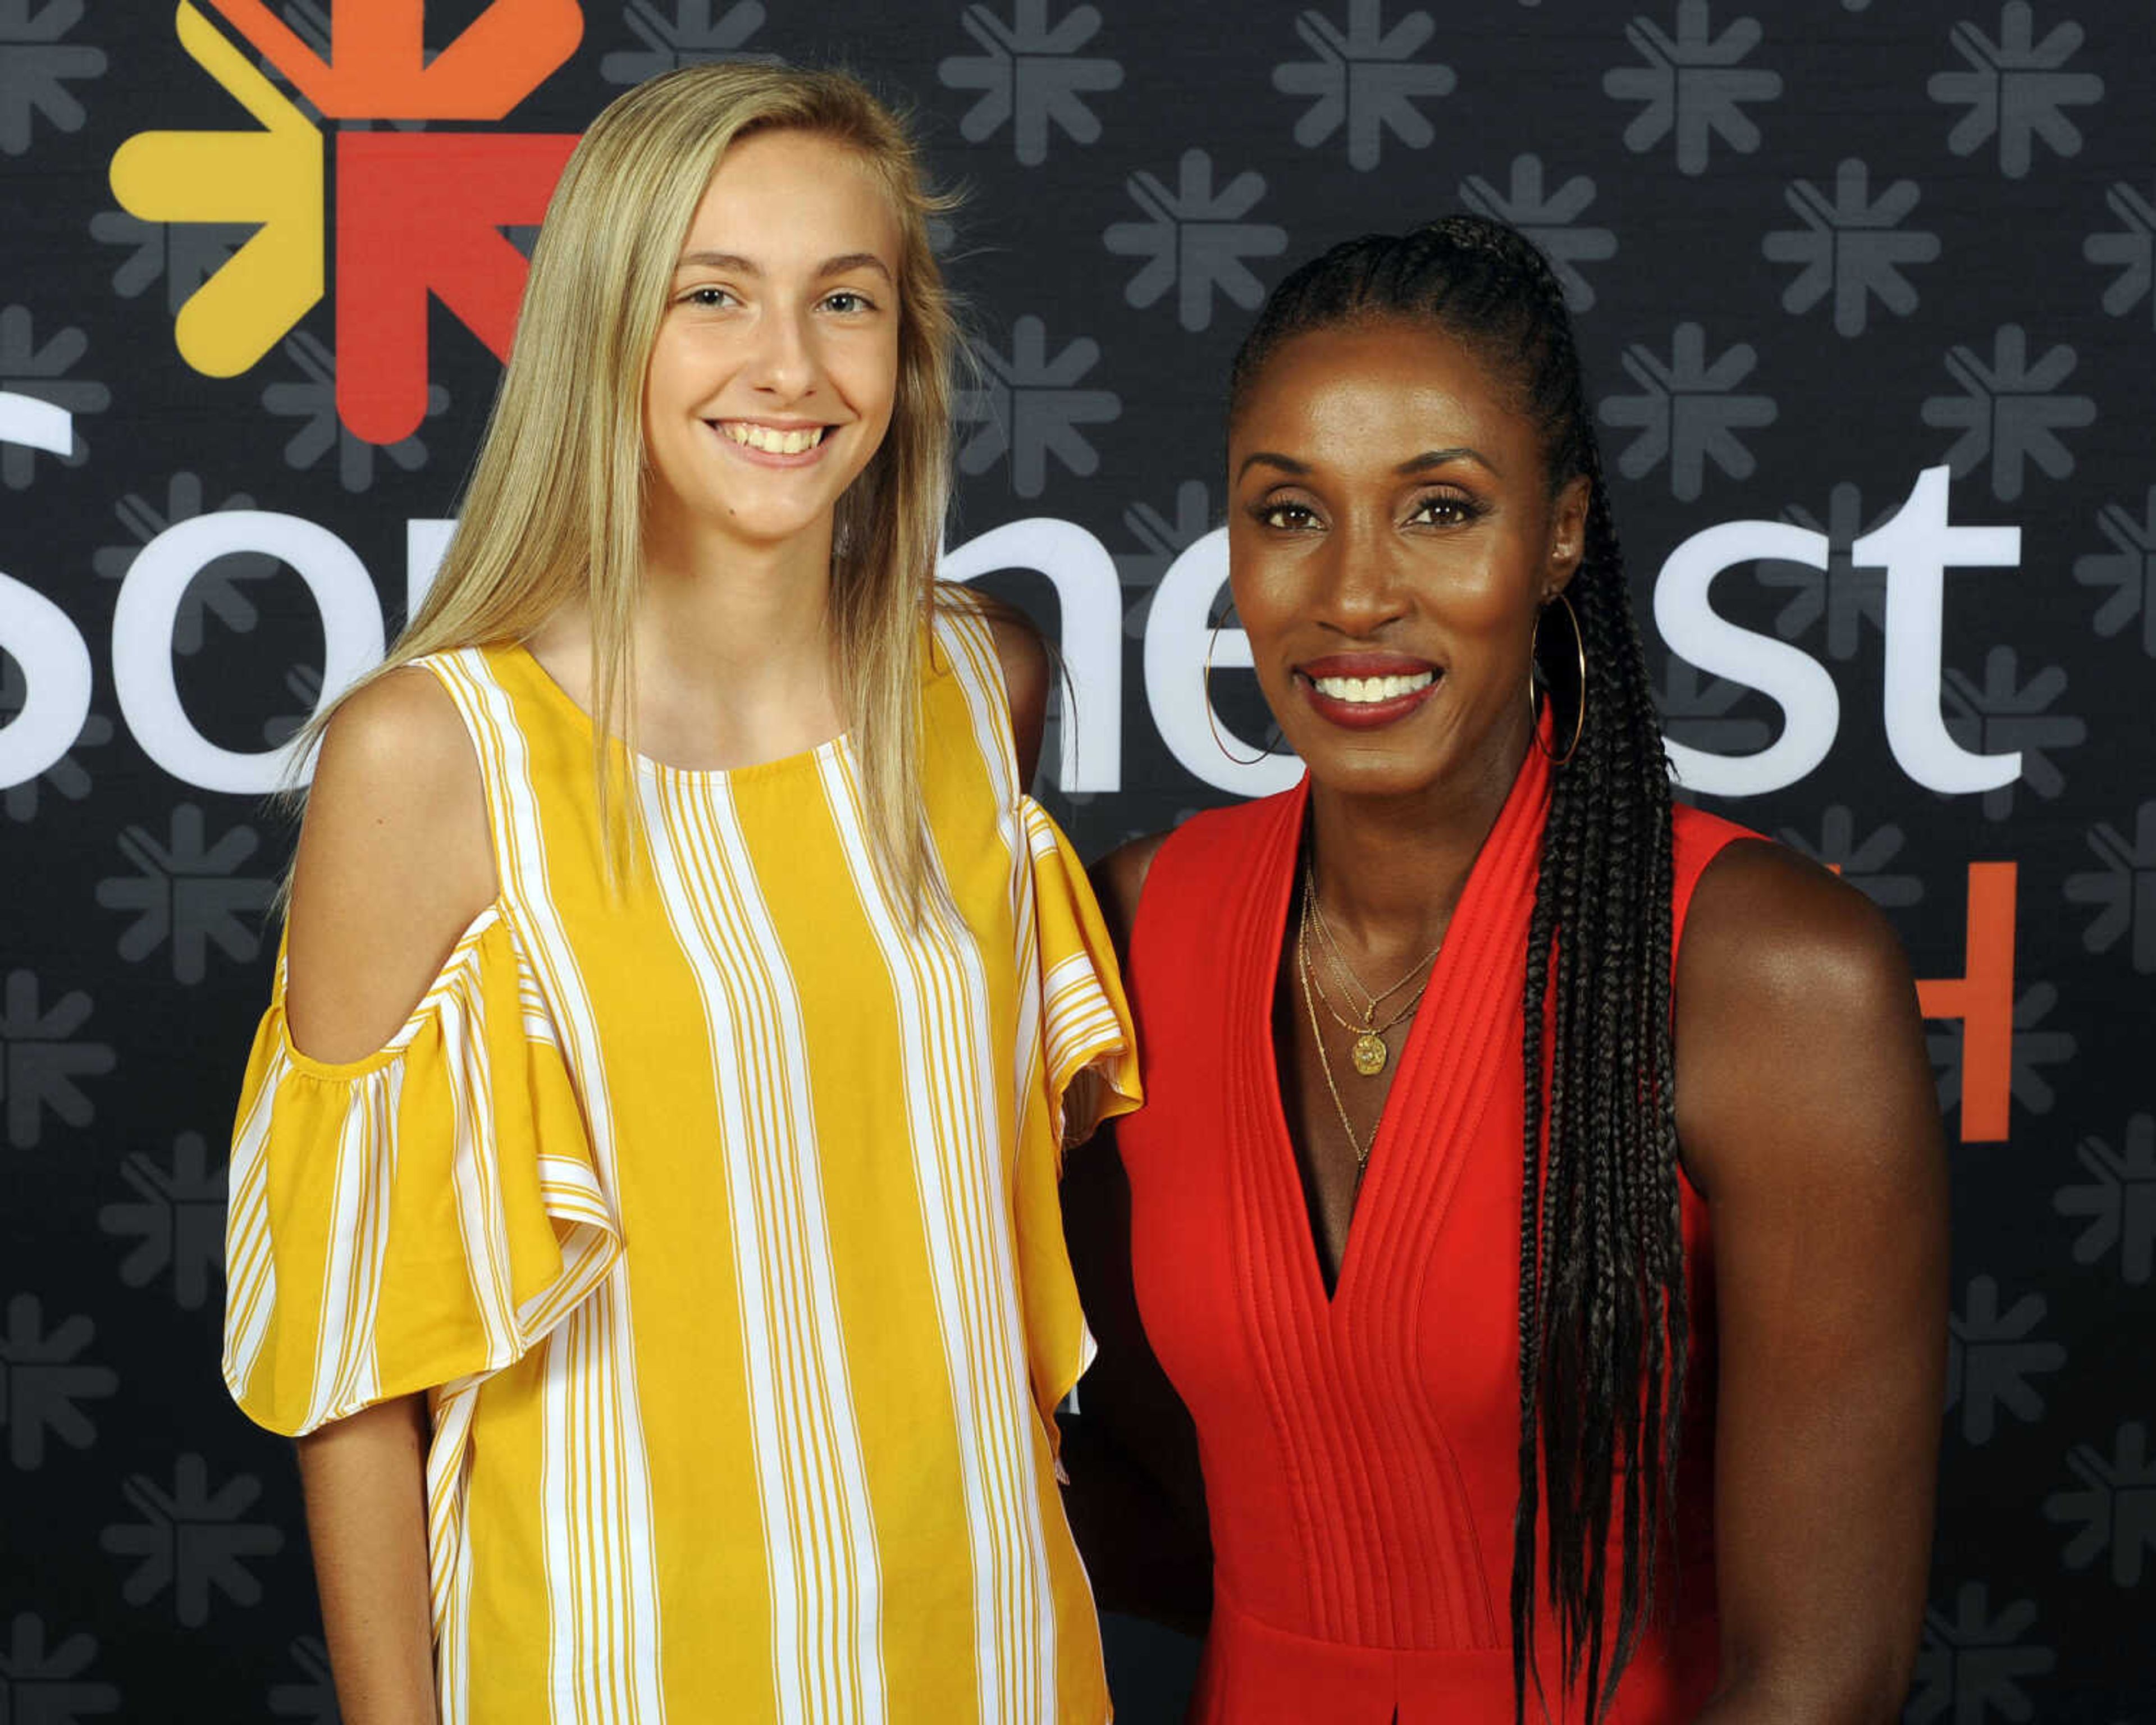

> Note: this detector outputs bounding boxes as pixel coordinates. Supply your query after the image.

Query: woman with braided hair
[1064,215,1946,1723]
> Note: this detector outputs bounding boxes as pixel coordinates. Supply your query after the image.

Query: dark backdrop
[2,2,2150,1718]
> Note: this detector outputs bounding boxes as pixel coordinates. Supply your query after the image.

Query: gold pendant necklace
[1300,865,1440,1078]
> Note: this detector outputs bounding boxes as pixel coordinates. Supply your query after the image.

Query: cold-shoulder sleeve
[1013,795,1141,1445]
[222,907,621,1437]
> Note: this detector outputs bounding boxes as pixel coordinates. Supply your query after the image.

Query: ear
[1543,474,1591,601]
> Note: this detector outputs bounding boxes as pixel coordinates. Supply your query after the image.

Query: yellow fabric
[223,606,1140,1724]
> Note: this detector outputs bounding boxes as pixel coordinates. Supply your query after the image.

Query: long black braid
[1228,216,1683,1725]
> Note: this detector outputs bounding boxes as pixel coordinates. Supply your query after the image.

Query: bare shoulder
[975,594,1051,790]
[284,667,496,1062]
[1674,834,1936,1198]
[1089,830,1172,964]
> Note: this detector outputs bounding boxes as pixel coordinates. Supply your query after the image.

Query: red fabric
[1118,748,1755,1725]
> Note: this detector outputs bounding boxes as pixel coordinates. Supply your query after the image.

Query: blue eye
[823,290,874,314]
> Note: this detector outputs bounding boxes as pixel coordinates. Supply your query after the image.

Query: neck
[636,504,838,692]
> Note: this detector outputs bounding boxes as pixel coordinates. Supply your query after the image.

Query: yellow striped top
[222,605,1141,1724]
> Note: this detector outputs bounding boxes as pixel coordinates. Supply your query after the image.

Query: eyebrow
[673,249,895,283]
[1235,445,1495,482]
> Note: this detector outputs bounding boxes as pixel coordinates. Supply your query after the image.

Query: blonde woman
[221,65,1138,1723]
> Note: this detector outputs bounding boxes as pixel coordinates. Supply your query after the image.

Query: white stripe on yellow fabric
[221,1060,281,1394]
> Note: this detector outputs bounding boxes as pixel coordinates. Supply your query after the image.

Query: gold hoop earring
[1531,590,1587,768]
[1204,611,1269,767]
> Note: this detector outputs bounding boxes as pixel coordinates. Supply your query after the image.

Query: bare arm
[282,667,496,1720]
[1675,842,1948,1723]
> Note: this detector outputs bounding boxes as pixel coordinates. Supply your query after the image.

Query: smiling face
[1227,317,1588,804]
[641,127,902,563]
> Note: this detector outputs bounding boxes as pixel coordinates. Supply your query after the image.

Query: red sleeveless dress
[1116,743,1756,1724]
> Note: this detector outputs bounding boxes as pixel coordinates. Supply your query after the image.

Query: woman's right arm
[281,667,497,1722]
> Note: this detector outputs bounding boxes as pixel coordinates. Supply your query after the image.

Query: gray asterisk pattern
[1762,159,1939,337]
[100,1454,286,1627]
[0,659,111,825]
[1929,3,2103,180]
[1921,325,2094,503]
[1117,480,1214,636]
[1103,151,1287,332]
[94,806,274,986]
[0,971,116,1148]
[1599,321,1777,500]
[92,474,280,655]
[0,304,107,487]
[0,1613,120,1718]
[267,1637,339,1722]
[1760,485,1893,661]
[1272,0,1455,172]
[1940,647,2084,820]
[86,209,249,318]
[1947,1276,2064,1446]
[261,331,444,495]
[0,1294,117,1469]
[1907,1582,2055,1724]
[1603,1,1782,177]
[1929,981,2075,1119]
[98,1133,228,1312]
[0,0,104,157]
[2044,1423,2156,1586]
[1775,807,1923,909]
[600,1,773,82]
[1655,660,1773,759]
[1458,155,1616,312]
[2074,487,2156,656]
[957,316,1121,498]
[2084,182,2155,328]
[939,0,1121,167]
[2052,1117,2156,1286]
[2063,802,2156,972]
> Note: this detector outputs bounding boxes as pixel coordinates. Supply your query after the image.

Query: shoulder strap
[930,596,1024,811]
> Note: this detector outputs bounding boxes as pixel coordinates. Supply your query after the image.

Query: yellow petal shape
[109,2,323,378]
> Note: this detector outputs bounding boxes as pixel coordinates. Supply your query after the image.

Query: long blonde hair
[315,62,958,897]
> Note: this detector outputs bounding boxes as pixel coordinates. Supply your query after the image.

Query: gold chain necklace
[1300,863,1444,1076]
[1296,925,1371,1183]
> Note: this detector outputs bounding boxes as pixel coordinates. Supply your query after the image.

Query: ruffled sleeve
[222,907,621,1438]
[1012,796,1141,1447]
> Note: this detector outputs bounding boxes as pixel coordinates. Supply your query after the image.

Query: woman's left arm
[1674,840,1948,1725]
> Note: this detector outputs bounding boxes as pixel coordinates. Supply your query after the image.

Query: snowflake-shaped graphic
[0,0,106,157]
[0,304,107,487]
[101,1453,286,1626]
[94,805,273,986]
[267,1636,338,1722]
[1945,1276,2064,1445]
[1921,325,2094,503]
[1761,158,1939,337]
[2085,182,2156,329]
[2075,486,2156,656]
[1117,479,1214,636]
[238,1,426,131]
[2053,1116,2156,1286]
[1103,151,1286,333]
[91,474,280,654]
[0,1293,117,1469]
[262,663,325,748]
[1928,3,2103,181]
[262,330,444,494]
[0,658,111,824]
[1775,807,1922,909]
[2064,801,2156,973]
[2045,1422,2156,1586]
[0,1612,120,1718]
[99,1132,228,1312]
[0,969,116,1148]
[87,208,250,318]
[1272,0,1455,173]
[601,1,774,83]
[1908,1582,2055,1723]
[939,0,1121,167]
[1599,321,1776,500]
[1458,154,1616,312]
[1756,483,1892,661]
[957,316,1120,499]
[1929,979,2074,1120]
[1653,658,1773,760]
[1603,1,1782,177]
[1940,646,2082,819]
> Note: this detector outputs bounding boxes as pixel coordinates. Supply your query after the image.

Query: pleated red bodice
[1117,745,1755,1724]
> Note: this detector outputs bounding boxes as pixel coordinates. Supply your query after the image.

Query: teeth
[1312,670,1435,704]
[721,422,826,454]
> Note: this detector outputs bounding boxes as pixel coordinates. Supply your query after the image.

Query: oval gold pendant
[1351,1032,1388,1076]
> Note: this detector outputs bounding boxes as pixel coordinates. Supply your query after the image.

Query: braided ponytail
[1230,215,1683,1725]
